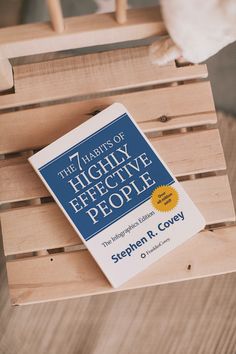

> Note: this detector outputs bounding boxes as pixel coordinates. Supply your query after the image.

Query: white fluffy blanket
[150,0,236,64]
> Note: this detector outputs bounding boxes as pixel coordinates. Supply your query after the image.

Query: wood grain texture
[0,7,165,59]
[1,175,234,256]
[0,82,216,154]
[0,129,226,204]
[218,113,236,209]
[0,47,207,109]
[115,0,127,24]
[1,271,236,354]
[0,162,48,204]
[0,113,235,354]
[12,46,205,99]
[6,226,236,305]
[46,0,64,33]
[0,5,235,352]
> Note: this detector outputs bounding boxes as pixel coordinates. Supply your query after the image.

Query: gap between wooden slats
[0,47,207,109]
[0,7,165,59]
[6,226,236,305]
[1,175,235,256]
[0,82,216,155]
[0,129,226,204]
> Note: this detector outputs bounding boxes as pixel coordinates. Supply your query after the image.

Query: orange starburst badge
[151,185,179,212]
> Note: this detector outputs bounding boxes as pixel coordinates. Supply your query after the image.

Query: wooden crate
[0,6,235,305]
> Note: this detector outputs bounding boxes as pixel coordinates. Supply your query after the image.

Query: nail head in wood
[158,115,169,123]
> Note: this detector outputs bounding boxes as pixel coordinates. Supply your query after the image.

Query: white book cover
[28,103,206,287]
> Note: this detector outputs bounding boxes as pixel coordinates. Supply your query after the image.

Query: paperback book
[29,103,205,287]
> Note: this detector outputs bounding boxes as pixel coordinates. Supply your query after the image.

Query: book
[28,103,205,287]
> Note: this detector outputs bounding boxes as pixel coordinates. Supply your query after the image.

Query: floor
[0,2,236,354]
[0,113,236,353]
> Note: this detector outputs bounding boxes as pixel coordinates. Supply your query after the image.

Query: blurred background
[0,1,236,354]
[1,0,236,115]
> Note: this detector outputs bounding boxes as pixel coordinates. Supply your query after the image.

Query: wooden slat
[0,82,216,154]
[182,175,235,224]
[0,162,48,204]
[139,112,216,133]
[1,203,81,255]
[0,156,27,168]
[1,175,235,256]
[151,129,225,176]
[13,46,205,99]
[0,47,207,109]
[0,7,165,59]
[6,225,236,305]
[0,129,226,204]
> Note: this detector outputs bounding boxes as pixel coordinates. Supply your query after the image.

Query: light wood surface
[0,130,226,204]
[0,42,234,305]
[0,113,235,353]
[218,113,236,205]
[115,0,127,24]
[46,0,64,33]
[0,47,207,109]
[0,4,235,352]
[0,81,216,154]
[0,7,165,59]
[1,175,234,256]
[0,4,234,318]
[5,225,236,305]
[0,53,236,354]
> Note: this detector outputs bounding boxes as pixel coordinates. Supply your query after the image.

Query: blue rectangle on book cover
[39,113,174,241]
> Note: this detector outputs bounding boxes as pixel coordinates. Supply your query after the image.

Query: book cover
[28,103,205,287]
